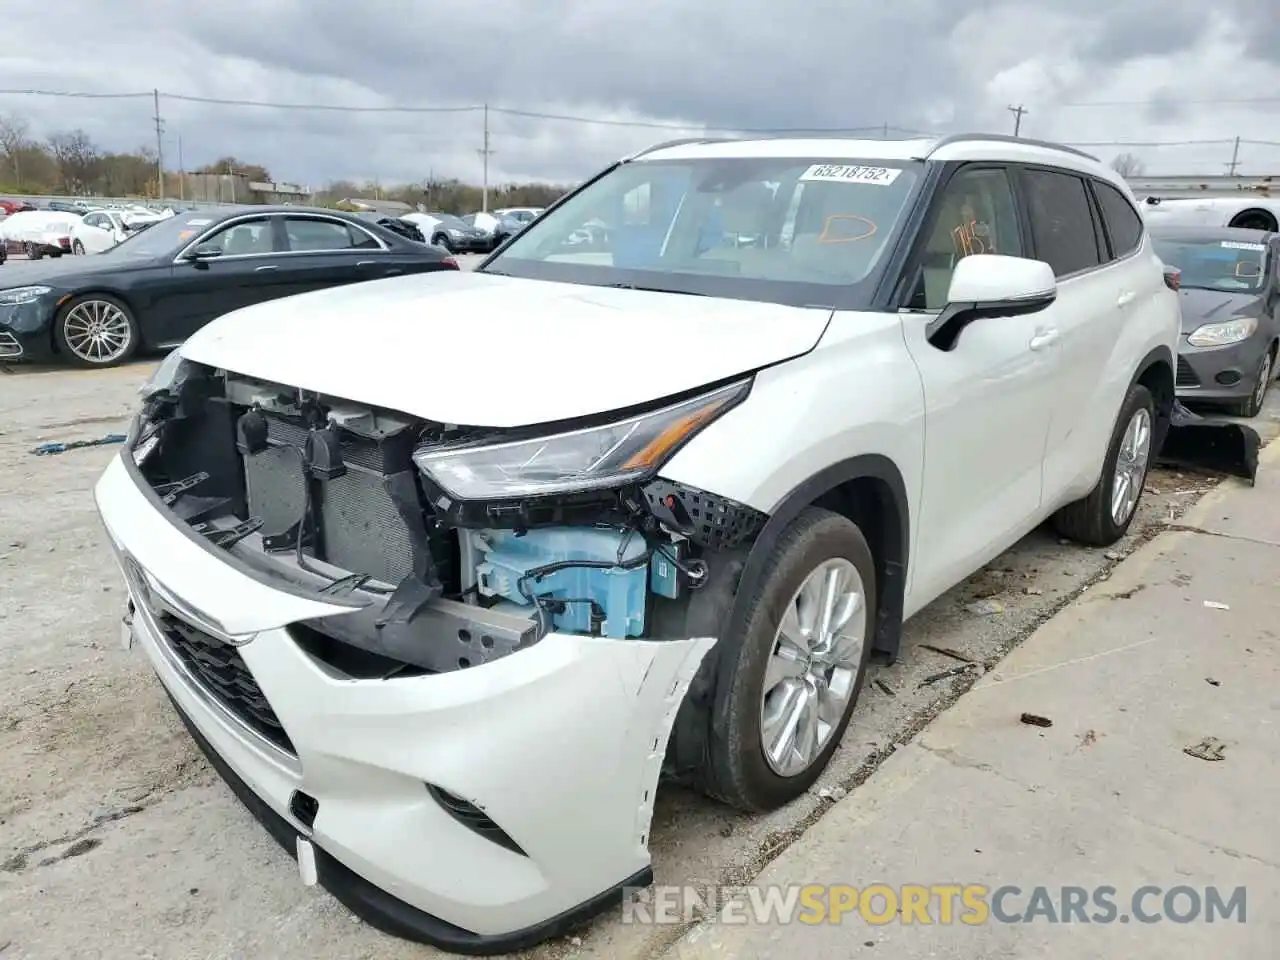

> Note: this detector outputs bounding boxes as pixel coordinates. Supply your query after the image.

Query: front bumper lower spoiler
[95,453,716,953]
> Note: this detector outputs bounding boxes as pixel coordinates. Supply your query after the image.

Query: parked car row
[1,203,172,260]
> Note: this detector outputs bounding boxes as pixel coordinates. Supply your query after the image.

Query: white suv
[95,133,1179,952]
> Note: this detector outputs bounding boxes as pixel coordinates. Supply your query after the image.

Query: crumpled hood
[1178,288,1264,333]
[179,271,832,427]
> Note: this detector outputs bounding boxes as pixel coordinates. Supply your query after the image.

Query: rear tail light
[441,256,459,270]
[59,236,71,249]
[1163,266,1181,291]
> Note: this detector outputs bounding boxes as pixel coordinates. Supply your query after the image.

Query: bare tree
[47,129,101,193]
[0,112,30,186]
[1110,153,1146,178]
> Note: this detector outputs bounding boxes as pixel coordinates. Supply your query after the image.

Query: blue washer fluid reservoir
[466,528,650,638]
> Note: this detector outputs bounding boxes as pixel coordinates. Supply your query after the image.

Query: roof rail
[923,133,1099,163]
[623,137,734,161]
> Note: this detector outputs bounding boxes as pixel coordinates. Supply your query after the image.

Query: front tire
[433,233,455,254]
[73,240,85,255]
[25,243,42,260]
[1229,346,1274,418]
[54,294,140,368]
[1053,383,1155,545]
[703,508,876,811]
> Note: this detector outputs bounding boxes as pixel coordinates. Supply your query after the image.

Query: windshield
[102,213,227,258]
[1152,237,1268,293]
[485,157,921,306]
[433,214,467,230]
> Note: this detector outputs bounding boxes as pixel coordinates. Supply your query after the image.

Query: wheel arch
[1227,207,1279,233]
[48,288,139,355]
[744,453,910,665]
[1130,344,1175,451]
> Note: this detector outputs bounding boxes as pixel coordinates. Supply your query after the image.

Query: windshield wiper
[604,282,706,296]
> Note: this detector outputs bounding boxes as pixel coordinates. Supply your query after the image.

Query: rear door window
[1019,169,1104,277]
[1093,180,1144,260]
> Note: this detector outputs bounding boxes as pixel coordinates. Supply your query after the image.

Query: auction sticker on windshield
[1221,240,1265,251]
[800,164,902,186]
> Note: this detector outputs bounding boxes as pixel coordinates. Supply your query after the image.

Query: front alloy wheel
[701,507,876,811]
[55,295,139,368]
[760,558,867,778]
[1110,406,1152,528]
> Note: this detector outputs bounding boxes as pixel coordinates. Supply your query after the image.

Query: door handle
[356,261,376,267]
[1029,328,1060,351]
[1117,290,1136,307]
[255,264,278,272]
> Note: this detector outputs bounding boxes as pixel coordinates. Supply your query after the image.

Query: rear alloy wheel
[55,294,139,368]
[702,507,876,811]
[1054,383,1155,545]
[1230,348,1274,418]
[72,240,85,255]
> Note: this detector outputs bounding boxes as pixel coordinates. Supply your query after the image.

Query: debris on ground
[1024,586,1044,596]
[1184,737,1227,762]
[1157,401,1260,484]
[1205,678,1221,687]
[964,598,1004,616]
[1077,729,1098,748]
[1104,550,1125,561]
[1203,600,1230,611]
[919,643,977,663]
[817,786,848,802]
[872,679,896,697]
[919,663,981,687]
[1019,712,1053,728]
[30,434,127,457]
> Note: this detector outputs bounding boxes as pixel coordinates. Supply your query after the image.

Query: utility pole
[1007,104,1027,137]
[882,121,889,138]
[1225,136,1242,176]
[477,104,495,212]
[177,135,184,202]
[152,89,165,200]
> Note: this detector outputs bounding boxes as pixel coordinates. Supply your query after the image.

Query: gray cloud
[1,0,1279,188]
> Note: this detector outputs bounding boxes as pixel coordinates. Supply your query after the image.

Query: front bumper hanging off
[94,453,716,954]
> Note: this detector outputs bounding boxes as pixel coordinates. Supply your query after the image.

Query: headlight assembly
[413,379,751,500]
[138,349,188,399]
[0,285,53,305]
[1187,317,1257,347]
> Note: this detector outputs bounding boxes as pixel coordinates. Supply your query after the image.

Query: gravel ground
[1,337,1275,960]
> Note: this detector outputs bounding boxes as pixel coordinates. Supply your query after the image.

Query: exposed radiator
[243,415,415,585]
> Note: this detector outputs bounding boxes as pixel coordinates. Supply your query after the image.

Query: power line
[1008,104,1027,136]
[1060,95,1280,107]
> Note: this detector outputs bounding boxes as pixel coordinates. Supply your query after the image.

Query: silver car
[1151,225,1280,417]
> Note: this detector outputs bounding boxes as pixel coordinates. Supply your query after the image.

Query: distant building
[249,181,313,205]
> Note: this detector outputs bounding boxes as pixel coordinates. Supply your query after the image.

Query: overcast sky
[1,0,1278,189]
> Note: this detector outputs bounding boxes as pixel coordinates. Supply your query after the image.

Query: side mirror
[926,254,1057,351]
[183,244,223,262]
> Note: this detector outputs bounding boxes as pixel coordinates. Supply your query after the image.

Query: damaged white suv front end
[93,274,830,950]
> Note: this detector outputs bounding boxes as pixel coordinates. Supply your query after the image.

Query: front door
[161,215,286,343]
[899,164,1064,607]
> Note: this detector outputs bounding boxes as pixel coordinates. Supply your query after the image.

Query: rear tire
[25,243,42,261]
[433,233,455,254]
[700,508,876,811]
[1053,383,1155,546]
[73,240,85,255]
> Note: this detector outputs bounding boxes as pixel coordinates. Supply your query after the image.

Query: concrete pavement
[665,446,1280,959]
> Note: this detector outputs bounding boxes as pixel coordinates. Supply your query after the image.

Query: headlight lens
[0,285,52,305]
[138,349,187,399]
[1187,317,1257,347]
[413,379,750,500]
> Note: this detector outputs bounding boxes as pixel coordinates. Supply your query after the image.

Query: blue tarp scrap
[30,434,127,456]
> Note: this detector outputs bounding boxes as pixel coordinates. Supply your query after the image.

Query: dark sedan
[1151,225,1280,417]
[0,205,458,368]
[422,213,490,254]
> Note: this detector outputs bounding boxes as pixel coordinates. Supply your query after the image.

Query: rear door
[1013,166,1125,507]
[899,164,1063,604]
[276,214,393,295]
